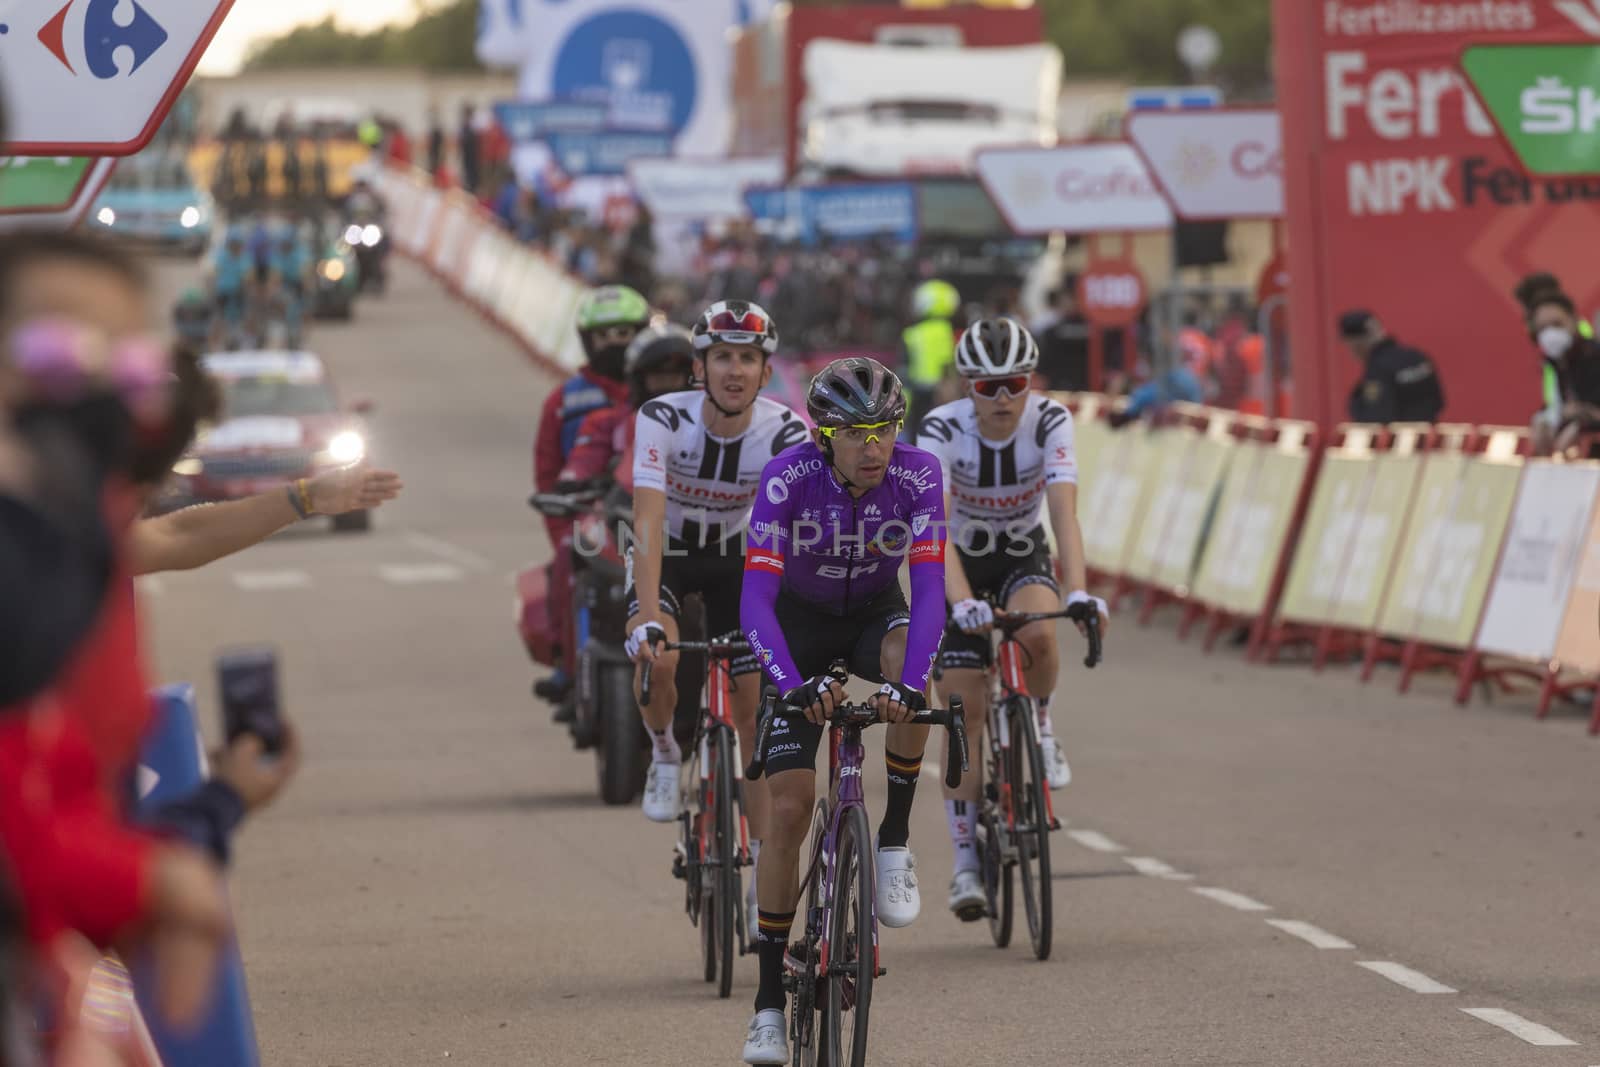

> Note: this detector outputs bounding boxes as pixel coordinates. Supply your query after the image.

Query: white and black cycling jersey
[916,394,1078,536]
[633,390,809,546]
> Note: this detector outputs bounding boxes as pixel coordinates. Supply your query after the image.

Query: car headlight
[325,431,365,464]
[180,206,201,229]
[172,456,202,476]
[321,258,346,282]
[361,224,383,248]
[97,206,115,226]
[344,224,364,245]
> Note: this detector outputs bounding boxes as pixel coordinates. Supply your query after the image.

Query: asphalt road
[139,256,1599,1066]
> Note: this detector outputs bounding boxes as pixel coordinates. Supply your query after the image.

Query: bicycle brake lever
[1084,617,1103,669]
[640,659,653,705]
[945,698,968,790]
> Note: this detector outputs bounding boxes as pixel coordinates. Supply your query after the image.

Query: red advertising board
[1274,0,1600,428]
[1078,261,1148,329]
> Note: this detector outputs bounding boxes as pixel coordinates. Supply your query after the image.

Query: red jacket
[533,369,630,493]
[558,402,636,488]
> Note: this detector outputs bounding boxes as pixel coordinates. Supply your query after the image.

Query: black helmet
[806,357,907,428]
[624,324,695,406]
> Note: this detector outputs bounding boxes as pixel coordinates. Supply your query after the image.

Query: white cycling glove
[952,598,994,633]
[1066,589,1109,621]
[625,621,667,660]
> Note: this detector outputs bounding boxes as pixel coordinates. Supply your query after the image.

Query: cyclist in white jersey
[915,317,1109,919]
[626,300,809,848]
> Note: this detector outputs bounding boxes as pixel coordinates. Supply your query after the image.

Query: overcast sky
[199,1,419,75]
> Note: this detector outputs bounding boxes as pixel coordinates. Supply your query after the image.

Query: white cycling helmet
[955,317,1039,378]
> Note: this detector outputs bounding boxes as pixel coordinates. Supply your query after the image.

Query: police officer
[1339,310,1444,424]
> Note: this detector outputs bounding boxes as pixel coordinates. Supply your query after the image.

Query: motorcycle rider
[532,285,651,713]
[557,323,697,489]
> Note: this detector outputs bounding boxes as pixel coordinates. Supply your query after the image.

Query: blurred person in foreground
[0,229,398,1051]
[1338,309,1444,425]
[1522,288,1600,454]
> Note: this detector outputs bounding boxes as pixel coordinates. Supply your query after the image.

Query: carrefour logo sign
[35,0,169,78]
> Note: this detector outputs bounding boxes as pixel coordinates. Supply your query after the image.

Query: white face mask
[1538,326,1573,359]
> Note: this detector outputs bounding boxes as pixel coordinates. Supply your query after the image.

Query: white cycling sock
[946,799,979,874]
[1036,696,1055,739]
[749,838,762,869]
[649,728,680,763]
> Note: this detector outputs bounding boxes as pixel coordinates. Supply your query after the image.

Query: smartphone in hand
[216,646,285,756]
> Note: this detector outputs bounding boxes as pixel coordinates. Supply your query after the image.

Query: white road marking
[1191,887,1272,912]
[1265,919,1354,950]
[1122,856,1194,881]
[233,569,311,591]
[1355,961,1457,994]
[380,563,465,585]
[1066,830,1125,853]
[134,575,165,595]
[404,531,492,572]
[1460,1009,1578,1046]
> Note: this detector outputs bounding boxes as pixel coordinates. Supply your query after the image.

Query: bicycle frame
[813,723,877,979]
[696,653,752,872]
[990,636,1060,832]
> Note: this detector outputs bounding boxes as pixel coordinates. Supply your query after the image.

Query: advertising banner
[1192,444,1314,616]
[974,143,1174,235]
[628,155,783,218]
[1552,494,1600,674]
[1273,0,1600,427]
[1328,450,1423,628]
[1126,109,1285,219]
[743,182,918,244]
[1474,461,1600,658]
[547,130,676,176]
[1279,452,1379,624]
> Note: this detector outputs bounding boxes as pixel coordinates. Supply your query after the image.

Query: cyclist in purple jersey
[737,357,947,1065]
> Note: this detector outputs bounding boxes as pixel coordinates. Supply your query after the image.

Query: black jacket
[1348,337,1444,424]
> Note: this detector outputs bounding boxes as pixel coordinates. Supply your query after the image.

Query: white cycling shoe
[948,869,986,923]
[743,1009,789,1065]
[641,761,681,823]
[875,845,920,928]
[1040,736,1072,790]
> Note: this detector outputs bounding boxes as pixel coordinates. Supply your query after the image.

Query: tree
[243,1,480,72]
[1042,0,1272,95]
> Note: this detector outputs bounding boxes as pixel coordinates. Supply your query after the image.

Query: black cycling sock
[877,749,922,849]
[754,909,794,1012]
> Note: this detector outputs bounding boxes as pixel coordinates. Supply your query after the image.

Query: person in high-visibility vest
[902,279,960,431]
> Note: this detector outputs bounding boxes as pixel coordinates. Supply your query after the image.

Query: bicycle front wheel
[824,805,875,1067]
[712,729,738,999]
[1009,699,1054,961]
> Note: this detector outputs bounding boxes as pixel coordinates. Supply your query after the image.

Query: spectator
[1338,309,1444,425]
[1030,279,1090,390]
[902,278,960,430]
[426,106,445,178]
[1524,289,1600,453]
[458,102,482,196]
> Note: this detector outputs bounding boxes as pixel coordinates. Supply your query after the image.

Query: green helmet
[576,285,651,332]
[912,279,960,320]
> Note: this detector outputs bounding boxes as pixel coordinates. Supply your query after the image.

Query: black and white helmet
[955,318,1039,378]
[692,300,779,355]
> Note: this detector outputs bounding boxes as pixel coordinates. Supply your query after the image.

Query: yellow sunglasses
[820,419,902,446]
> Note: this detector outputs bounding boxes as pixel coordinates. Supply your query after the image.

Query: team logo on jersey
[765,477,789,504]
[772,417,809,455]
[1034,402,1069,447]
[641,400,692,431]
[911,512,932,536]
[863,503,881,519]
[919,417,954,444]
[890,464,936,495]
[779,456,823,483]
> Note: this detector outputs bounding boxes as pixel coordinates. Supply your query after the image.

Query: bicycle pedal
[1048,816,1062,831]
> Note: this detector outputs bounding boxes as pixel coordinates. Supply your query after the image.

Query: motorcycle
[343,219,388,295]
[520,482,701,805]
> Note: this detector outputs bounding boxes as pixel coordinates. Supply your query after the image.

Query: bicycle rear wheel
[823,805,875,1067]
[981,806,1013,948]
[712,729,738,999]
[1008,699,1054,961]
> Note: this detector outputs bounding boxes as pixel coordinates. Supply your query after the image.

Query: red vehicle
[166,350,375,531]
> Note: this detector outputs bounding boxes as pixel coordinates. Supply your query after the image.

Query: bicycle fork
[997,644,1061,832]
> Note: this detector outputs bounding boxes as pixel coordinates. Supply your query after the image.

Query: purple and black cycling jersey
[740,440,946,694]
